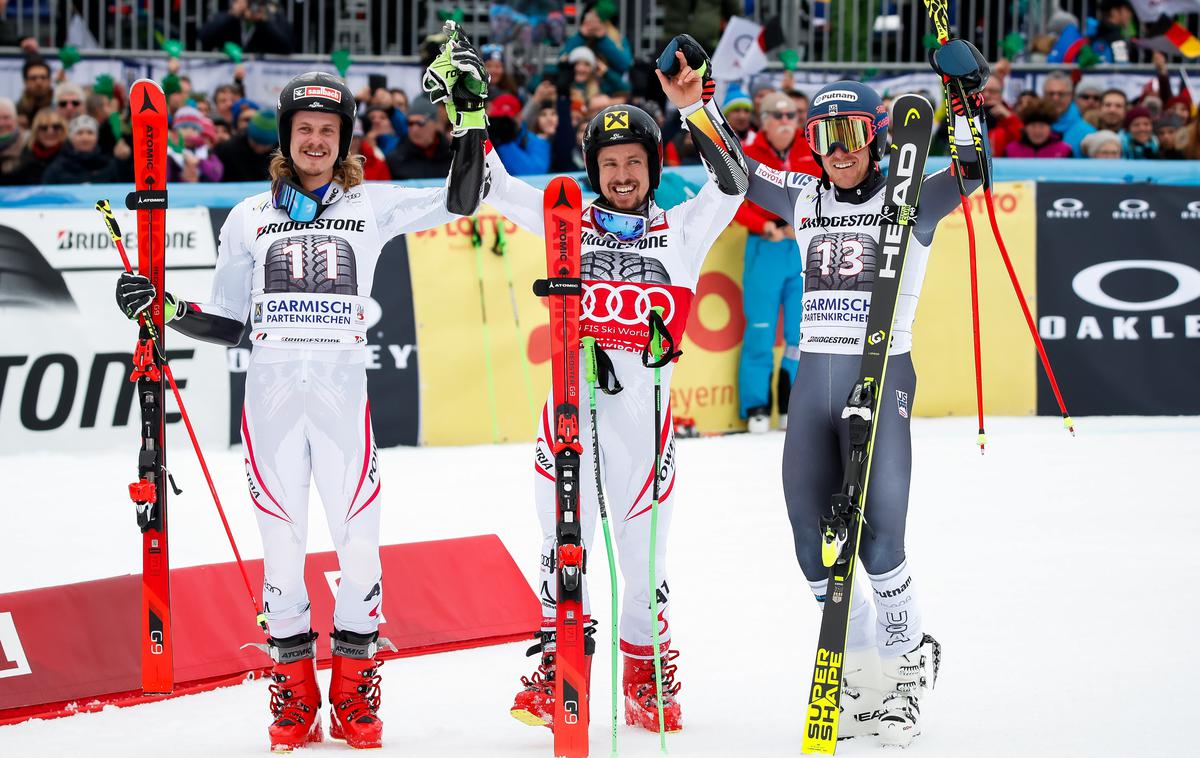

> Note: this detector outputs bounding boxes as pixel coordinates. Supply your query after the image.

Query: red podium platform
[0,535,538,724]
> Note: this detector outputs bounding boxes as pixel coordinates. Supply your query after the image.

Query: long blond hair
[268,149,364,197]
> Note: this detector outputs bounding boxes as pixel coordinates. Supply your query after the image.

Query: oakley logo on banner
[1046,197,1089,219]
[1112,198,1156,221]
[1072,260,1200,311]
[1181,201,1200,220]
[582,282,675,325]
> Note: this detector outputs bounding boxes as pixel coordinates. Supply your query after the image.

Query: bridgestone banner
[1036,183,1200,415]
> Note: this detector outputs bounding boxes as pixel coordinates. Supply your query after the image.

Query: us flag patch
[896,390,909,418]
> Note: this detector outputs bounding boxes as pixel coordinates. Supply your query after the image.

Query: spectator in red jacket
[982,76,1023,157]
[1005,100,1074,158]
[734,91,820,433]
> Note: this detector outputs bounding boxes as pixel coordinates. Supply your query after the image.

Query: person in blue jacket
[1042,71,1095,155]
[561,1,634,88]
[489,93,551,176]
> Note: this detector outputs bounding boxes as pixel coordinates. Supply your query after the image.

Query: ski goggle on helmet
[806,114,876,156]
[591,205,647,243]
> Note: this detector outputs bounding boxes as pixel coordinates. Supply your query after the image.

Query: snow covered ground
[2,416,1198,757]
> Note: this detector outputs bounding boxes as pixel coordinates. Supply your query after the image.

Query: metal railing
[4,2,1198,64]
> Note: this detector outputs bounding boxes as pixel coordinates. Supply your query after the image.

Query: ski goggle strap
[807,115,875,157]
[591,205,647,243]
[272,179,321,223]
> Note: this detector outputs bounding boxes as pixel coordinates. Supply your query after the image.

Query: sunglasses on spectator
[409,117,430,127]
[57,100,82,107]
[38,123,65,132]
[766,111,799,120]
[1077,93,1100,101]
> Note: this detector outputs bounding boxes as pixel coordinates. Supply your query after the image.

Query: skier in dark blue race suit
[742,47,991,747]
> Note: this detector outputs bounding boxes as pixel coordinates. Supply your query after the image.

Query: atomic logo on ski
[553,182,574,209]
[138,90,160,113]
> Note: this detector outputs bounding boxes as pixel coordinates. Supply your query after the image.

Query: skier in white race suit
[114,41,492,752]
[476,37,749,733]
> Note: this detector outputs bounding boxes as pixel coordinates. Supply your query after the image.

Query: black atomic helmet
[582,105,663,195]
[277,71,357,164]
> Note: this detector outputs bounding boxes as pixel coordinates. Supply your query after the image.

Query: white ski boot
[837,648,885,740]
[877,634,941,748]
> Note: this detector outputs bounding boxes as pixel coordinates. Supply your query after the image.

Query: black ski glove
[116,272,183,322]
[116,272,155,320]
[930,38,990,98]
[657,33,715,104]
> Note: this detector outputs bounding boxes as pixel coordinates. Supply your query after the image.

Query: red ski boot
[265,632,322,753]
[511,622,596,728]
[623,649,683,733]
[328,629,387,750]
[511,629,556,727]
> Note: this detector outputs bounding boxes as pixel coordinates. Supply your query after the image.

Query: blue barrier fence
[2,159,1198,210]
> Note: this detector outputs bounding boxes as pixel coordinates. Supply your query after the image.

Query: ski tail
[538,176,590,758]
[801,94,935,755]
[129,79,173,696]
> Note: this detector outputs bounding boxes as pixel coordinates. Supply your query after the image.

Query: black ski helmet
[277,71,357,164]
[582,105,663,195]
[805,80,889,163]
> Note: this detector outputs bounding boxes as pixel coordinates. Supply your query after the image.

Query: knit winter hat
[568,46,597,66]
[173,105,216,144]
[1080,129,1121,156]
[68,114,98,137]
[247,112,277,147]
[231,98,260,124]
[723,88,754,115]
[1124,106,1153,130]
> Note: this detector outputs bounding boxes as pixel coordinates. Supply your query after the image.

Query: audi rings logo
[582,282,675,325]
[1046,197,1089,219]
[1181,201,1200,220]
[1112,198,1156,221]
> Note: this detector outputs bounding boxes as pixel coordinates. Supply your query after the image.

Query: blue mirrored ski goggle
[591,206,647,243]
[272,180,321,223]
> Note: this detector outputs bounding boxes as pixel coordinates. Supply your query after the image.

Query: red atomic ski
[127,79,173,695]
[535,177,588,757]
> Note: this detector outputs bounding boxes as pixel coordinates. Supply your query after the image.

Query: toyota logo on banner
[1045,197,1089,219]
[1182,200,1200,220]
[1112,198,1156,221]
[582,282,675,325]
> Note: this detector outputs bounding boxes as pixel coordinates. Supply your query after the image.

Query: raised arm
[482,146,546,236]
[744,156,819,227]
[914,114,985,245]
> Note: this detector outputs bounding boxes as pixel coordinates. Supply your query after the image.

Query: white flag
[1129,0,1200,22]
[711,16,769,81]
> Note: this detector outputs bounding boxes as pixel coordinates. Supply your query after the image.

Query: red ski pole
[97,199,267,632]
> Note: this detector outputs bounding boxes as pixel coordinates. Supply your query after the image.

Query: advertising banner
[0,207,229,454]
[911,181,1038,417]
[406,206,754,445]
[1036,183,1200,415]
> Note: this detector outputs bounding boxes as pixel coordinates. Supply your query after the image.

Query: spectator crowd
[2,0,1199,191]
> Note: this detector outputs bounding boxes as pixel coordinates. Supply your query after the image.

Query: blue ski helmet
[805,81,889,163]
